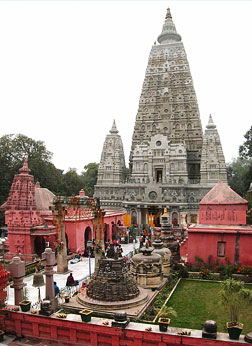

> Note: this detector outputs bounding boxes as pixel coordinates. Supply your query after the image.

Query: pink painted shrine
[1,159,125,261]
[180,180,252,266]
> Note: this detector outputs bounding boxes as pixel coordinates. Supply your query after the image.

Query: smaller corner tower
[97,120,126,185]
[200,115,227,184]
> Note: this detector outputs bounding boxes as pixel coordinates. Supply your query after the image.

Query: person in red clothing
[66,273,75,287]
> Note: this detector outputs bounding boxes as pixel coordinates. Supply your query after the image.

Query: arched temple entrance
[34,236,45,257]
[172,212,179,226]
[84,226,92,249]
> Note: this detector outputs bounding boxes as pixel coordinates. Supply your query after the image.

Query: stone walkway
[6,241,137,306]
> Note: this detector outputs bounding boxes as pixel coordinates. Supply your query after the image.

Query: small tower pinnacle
[110,120,119,134]
[19,157,31,175]
[157,7,181,44]
[165,8,172,20]
[206,114,216,129]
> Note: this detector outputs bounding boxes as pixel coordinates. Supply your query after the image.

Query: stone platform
[62,286,158,319]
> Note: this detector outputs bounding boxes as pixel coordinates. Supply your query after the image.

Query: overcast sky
[1,1,251,173]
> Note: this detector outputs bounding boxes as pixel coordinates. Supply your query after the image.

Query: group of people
[139,228,152,248]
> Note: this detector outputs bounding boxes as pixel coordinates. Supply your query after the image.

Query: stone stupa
[87,244,139,302]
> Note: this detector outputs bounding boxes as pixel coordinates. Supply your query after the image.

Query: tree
[239,126,252,159]
[0,134,63,212]
[80,163,98,196]
[61,169,85,196]
[227,158,252,197]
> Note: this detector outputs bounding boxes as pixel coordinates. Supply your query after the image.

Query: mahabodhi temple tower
[95,8,227,228]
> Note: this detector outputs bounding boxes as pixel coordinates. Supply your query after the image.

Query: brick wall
[0,310,246,346]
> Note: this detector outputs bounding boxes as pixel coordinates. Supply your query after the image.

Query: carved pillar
[42,248,57,311]
[180,212,187,228]
[9,257,26,305]
[52,202,68,274]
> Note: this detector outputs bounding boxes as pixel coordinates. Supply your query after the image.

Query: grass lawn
[167,279,252,334]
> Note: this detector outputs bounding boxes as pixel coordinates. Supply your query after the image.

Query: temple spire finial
[206,114,216,129]
[110,119,119,134]
[19,157,31,175]
[157,7,181,44]
[165,8,172,20]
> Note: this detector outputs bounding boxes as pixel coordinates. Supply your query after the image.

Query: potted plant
[220,279,252,340]
[19,287,31,312]
[158,306,177,332]
[79,309,93,322]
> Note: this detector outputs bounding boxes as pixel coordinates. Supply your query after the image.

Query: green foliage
[61,168,84,196]
[141,278,177,321]
[168,279,252,333]
[0,134,63,218]
[239,125,252,159]
[159,306,177,318]
[227,158,252,197]
[200,268,211,280]
[0,134,99,228]
[220,279,252,323]
[173,263,189,278]
[80,162,98,196]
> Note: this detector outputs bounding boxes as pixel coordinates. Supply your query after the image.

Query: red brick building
[181,180,252,266]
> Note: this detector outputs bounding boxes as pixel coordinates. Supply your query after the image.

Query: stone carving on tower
[97,120,126,185]
[95,8,227,228]
[129,8,203,183]
[200,115,227,184]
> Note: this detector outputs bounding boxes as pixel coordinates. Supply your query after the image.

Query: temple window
[217,242,226,257]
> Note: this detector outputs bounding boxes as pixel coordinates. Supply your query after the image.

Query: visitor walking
[54,282,59,296]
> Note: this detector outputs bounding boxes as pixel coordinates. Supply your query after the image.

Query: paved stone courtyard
[6,241,137,307]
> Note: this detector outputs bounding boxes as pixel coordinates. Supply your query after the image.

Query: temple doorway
[84,226,92,249]
[155,168,163,183]
[104,223,109,242]
[34,236,45,257]
[131,211,137,226]
[172,212,179,226]
[111,222,117,241]
[148,207,162,227]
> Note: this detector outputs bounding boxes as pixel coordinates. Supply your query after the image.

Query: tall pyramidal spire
[97,121,126,185]
[95,7,227,229]
[129,7,203,181]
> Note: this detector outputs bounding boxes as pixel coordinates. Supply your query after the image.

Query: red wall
[0,310,246,346]
[186,228,252,266]
[199,204,247,225]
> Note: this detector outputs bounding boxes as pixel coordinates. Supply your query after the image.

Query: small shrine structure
[1,159,126,261]
[130,245,164,289]
[181,180,252,266]
[1,159,56,261]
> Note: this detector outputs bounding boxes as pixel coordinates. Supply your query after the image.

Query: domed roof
[131,247,162,264]
[35,184,55,211]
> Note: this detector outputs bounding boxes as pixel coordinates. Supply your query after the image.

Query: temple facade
[94,8,227,228]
